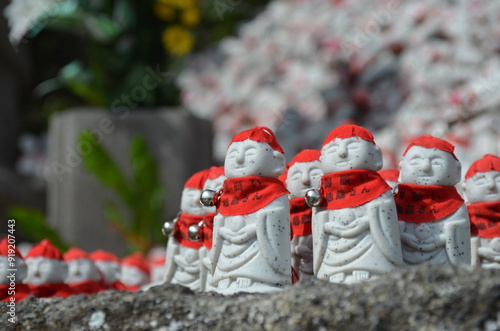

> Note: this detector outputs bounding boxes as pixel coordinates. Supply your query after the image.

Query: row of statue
[162,125,500,295]
[0,238,165,301]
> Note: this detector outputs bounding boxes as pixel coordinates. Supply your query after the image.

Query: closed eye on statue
[409,156,423,165]
[347,142,360,150]
[245,148,257,156]
[290,172,302,180]
[431,158,443,166]
[227,150,238,159]
[310,169,322,177]
[326,144,338,153]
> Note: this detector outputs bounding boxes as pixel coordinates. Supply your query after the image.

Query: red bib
[319,170,391,210]
[1,283,30,302]
[395,184,464,223]
[28,283,75,298]
[290,197,312,238]
[69,280,104,295]
[467,202,500,238]
[201,212,215,250]
[174,213,204,249]
[216,176,289,216]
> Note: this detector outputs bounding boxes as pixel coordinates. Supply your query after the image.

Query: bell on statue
[305,189,321,207]
[162,220,175,237]
[200,189,216,207]
[187,222,202,241]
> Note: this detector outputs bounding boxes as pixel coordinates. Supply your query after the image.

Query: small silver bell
[188,223,201,241]
[305,189,322,207]
[162,220,175,237]
[200,189,216,207]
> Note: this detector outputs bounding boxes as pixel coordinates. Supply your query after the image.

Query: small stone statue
[0,238,30,302]
[203,126,291,294]
[199,166,226,292]
[395,134,471,267]
[285,149,322,280]
[89,250,126,290]
[121,252,150,292]
[307,125,403,284]
[64,247,104,295]
[145,246,167,289]
[463,154,500,268]
[23,239,74,298]
[164,169,210,292]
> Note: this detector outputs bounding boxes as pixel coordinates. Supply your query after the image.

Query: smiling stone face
[464,170,500,204]
[321,137,382,174]
[224,140,285,179]
[24,257,68,285]
[286,160,322,199]
[66,258,101,284]
[399,146,461,186]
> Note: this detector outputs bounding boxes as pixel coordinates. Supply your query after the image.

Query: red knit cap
[63,247,89,262]
[465,154,500,179]
[230,126,284,154]
[322,125,375,147]
[379,169,400,182]
[207,166,225,180]
[0,237,23,258]
[25,239,63,260]
[122,252,150,276]
[89,249,120,263]
[184,168,211,190]
[288,150,321,169]
[403,134,458,160]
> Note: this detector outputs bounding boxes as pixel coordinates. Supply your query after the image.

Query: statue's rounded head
[463,154,500,203]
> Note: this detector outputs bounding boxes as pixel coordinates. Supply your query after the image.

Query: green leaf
[79,130,133,205]
[7,207,69,252]
[83,13,121,42]
[58,61,108,105]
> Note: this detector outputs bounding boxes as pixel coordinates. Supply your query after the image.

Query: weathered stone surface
[2,264,500,330]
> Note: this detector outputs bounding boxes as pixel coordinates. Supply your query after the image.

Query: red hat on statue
[465,154,500,179]
[322,125,375,147]
[230,126,284,154]
[25,239,64,260]
[207,166,225,180]
[122,252,150,276]
[89,249,120,263]
[288,150,321,169]
[379,169,400,183]
[403,134,458,160]
[184,168,211,190]
[0,237,23,258]
[64,247,90,262]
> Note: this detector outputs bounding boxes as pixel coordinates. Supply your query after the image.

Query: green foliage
[7,207,70,252]
[79,130,166,253]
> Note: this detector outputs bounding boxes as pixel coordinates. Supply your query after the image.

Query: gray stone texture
[2,264,500,330]
[47,109,212,255]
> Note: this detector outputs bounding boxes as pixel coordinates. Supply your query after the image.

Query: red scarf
[216,176,289,216]
[174,213,204,249]
[68,280,104,295]
[110,280,127,290]
[28,283,75,298]
[395,184,464,223]
[201,212,215,250]
[290,197,312,238]
[0,283,31,302]
[467,202,500,238]
[124,285,142,292]
[319,170,391,210]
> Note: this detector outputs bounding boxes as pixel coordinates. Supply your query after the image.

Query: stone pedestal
[47,108,212,256]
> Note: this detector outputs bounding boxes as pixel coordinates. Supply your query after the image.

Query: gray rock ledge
[2,264,500,330]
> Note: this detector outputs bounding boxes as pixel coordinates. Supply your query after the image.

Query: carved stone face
[65,258,101,283]
[286,161,322,199]
[94,260,121,284]
[180,188,205,215]
[0,256,27,284]
[121,266,149,287]
[399,146,461,186]
[464,171,500,204]
[24,257,68,285]
[321,137,382,174]
[224,140,285,179]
